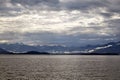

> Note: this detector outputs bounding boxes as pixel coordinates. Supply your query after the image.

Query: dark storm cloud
[60,0,120,14]
[11,0,59,5]
[60,0,107,10]
[106,0,120,13]
[0,0,61,16]
[0,0,24,17]
[0,0,120,14]
[0,0,120,10]
[10,0,60,10]
[100,12,114,18]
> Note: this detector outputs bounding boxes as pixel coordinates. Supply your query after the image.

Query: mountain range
[0,48,11,54]
[0,41,120,55]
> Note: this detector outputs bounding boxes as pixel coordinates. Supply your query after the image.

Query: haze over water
[0,55,120,80]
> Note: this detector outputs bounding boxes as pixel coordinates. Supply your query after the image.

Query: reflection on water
[0,55,120,80]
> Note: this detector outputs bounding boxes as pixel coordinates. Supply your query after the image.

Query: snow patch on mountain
[88,45,112,53]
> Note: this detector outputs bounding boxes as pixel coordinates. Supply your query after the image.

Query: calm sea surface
[0,55,120,80]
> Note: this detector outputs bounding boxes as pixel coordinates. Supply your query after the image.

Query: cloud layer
[0,0,120,46]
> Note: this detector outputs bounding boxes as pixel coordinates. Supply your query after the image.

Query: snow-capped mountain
[0,43,92,53]
[88,41,120,53]
[0,41,119,54]
[0,43,67,53]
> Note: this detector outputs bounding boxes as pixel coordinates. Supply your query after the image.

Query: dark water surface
[0,55,120,80]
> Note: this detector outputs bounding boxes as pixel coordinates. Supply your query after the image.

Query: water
[0,55,120,80]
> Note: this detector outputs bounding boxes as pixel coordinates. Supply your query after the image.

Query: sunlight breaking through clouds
[0,0,120,46]
[0,10,105,33]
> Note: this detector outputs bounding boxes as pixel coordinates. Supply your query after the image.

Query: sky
[0,0,120,46]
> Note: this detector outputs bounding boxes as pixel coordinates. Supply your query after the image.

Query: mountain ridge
[0,41,120,54]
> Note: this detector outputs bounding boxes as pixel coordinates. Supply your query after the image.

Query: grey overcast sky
[0,0,120,46]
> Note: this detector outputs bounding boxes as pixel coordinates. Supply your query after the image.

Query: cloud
[60,0,106,10]
[11,0,59,5]
[0,0,120,46]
